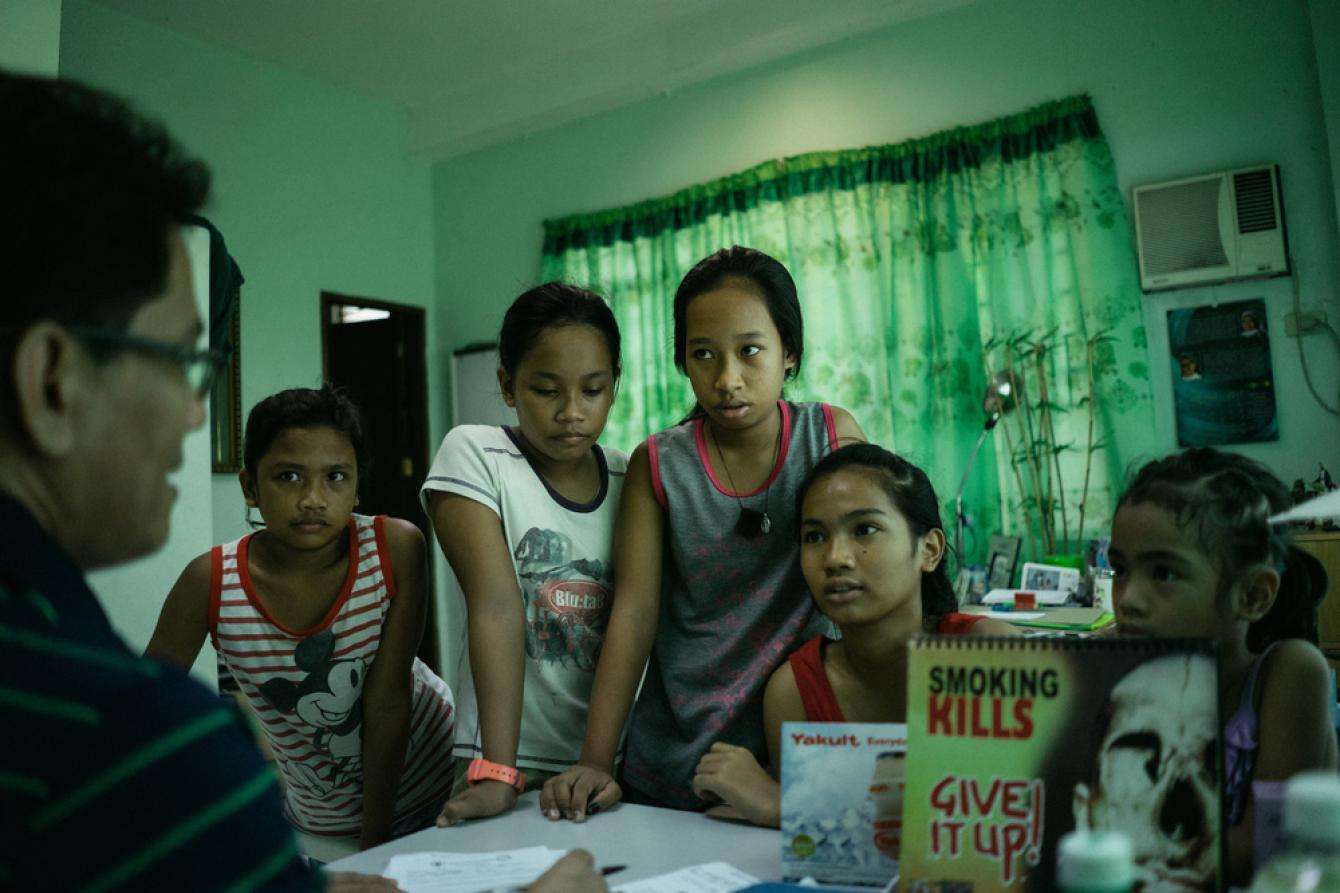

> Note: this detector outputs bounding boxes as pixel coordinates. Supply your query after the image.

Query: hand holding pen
[479,850,625,893]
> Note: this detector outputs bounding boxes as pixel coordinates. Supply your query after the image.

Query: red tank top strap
[788,636,846,722]
[936,612,987,635]
[206,544,224,647]
[646,435,667,509]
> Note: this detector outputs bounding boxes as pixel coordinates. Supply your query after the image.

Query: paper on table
[382,846,565,893]
[613,862,760,893]
[981,589,1069,606]
[1271,488,1340,523]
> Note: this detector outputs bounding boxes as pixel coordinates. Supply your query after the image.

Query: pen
[475,863,627,893]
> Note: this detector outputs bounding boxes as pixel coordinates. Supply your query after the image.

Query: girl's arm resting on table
[358,518,428,849]
[540,444,664,822]
[967,617,1021,637]
[429,492,528,826]
[1227,639,1339,885]
[693,661,806,828]
[830,405,867,447]
[145,552,212,669]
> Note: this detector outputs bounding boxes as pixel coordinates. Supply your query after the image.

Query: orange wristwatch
[467,758,526,792]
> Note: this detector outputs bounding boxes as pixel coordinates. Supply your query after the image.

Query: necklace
[709,417,781,538]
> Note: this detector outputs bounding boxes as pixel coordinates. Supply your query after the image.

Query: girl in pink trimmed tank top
[147,386,454,851]
[541,247,867,819]
[691,443,1016,827]
[1105,448,1335,886]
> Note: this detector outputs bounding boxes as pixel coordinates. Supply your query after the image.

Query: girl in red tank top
[691,443,1016,826]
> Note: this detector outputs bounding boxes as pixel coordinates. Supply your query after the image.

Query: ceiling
[88,0,974,160]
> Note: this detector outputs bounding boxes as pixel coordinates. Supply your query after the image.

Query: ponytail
[1248,544,1328,651]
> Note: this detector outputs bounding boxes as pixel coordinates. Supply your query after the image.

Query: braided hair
[1118,448,1327,651]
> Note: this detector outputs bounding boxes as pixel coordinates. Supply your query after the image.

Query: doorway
[320,292,437,673]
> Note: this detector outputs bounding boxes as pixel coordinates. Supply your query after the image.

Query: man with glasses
[0,71,602,891]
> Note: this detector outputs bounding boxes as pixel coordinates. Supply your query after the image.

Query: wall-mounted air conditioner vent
[1132,164,1289,293]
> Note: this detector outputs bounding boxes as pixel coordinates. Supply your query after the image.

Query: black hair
[1117,447,1327,650]
[796,443,958,628]
[0,71,210,369]
[243,385,369,480]
[497,283,621,381]
[672,246,804,378]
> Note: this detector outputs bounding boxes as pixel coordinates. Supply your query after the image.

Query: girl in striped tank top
[147,386,454,850]
[690,444,1017,827]
[542,247,867,819]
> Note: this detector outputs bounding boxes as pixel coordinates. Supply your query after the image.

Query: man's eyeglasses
[65,325,231,398]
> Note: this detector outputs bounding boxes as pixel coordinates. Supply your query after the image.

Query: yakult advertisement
[780,722,907,887]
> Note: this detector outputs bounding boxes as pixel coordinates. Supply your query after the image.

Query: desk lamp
[953,370,1021,566]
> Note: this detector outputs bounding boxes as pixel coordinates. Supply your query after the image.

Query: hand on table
[325,871,403,891]
[436,779,517,826]
[528,849,608,892]
[540,764,620,822]
[691,742,780,828]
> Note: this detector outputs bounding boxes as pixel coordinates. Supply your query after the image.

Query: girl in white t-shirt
[420,283,627,826]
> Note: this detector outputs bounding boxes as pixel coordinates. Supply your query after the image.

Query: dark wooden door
[321,293,437,673]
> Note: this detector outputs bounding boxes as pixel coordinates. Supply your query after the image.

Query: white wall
[432,0,1340,483]
[0,0,61,75]
[87,226,216,684]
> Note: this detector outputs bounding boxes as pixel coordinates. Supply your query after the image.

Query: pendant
[736,507,771,538]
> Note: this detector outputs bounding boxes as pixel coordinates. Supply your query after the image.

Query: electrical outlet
[1285,309,1328,336]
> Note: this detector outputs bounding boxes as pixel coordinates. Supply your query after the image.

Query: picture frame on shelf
[986,534,1022,591]
[1020,561,1082,595]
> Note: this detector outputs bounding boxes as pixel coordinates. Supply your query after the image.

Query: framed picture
[985,534,1022,590]
[1168,297,1278,446]
[1020,561,1082,594]
[210,292,241,473]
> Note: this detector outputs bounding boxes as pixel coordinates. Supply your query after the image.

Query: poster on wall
[1167,297,1278,446]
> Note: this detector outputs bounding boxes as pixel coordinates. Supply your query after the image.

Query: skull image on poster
[1072,653,1219,892]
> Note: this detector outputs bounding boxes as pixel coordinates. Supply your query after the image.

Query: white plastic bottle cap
[1057,830,1135,890]
[1285,772,1340,844]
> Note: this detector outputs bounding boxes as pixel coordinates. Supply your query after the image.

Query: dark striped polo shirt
[0,495,320,891]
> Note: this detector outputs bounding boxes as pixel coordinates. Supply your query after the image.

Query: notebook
[899,636,1223,892]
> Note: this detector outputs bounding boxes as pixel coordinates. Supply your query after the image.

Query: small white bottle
[1057,830,1134,893]
[1251,772,1340,892]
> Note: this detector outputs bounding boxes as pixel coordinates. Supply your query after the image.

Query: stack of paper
[614,862,759,893]
[383,846,565,893]
[382,851,759,893]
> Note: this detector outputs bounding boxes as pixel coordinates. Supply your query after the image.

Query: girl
[691,443,1017,826]
[541,246,866,820]
[147,385,455,850]
[420,283,626,825]
[1106,447,1336,885]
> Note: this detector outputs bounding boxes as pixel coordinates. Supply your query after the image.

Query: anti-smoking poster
[1167,297,1278,446]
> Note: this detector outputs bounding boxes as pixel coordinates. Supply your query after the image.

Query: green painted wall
[0,0,61,75]
[59,0,443,666]
[1309,0,1340,256]
[433,0,1340,483]
[60,0,440,545]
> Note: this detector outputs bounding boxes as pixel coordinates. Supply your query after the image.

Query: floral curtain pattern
[539,95,1154,565]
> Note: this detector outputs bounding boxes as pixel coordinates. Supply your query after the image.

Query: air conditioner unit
[1132,164,1289,293]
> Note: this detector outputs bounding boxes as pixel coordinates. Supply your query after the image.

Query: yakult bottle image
[869,750,907,859]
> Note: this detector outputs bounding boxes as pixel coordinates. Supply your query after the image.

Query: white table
[327,791,782,886]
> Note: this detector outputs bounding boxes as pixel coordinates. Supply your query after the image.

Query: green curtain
[539,95,1154,566]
